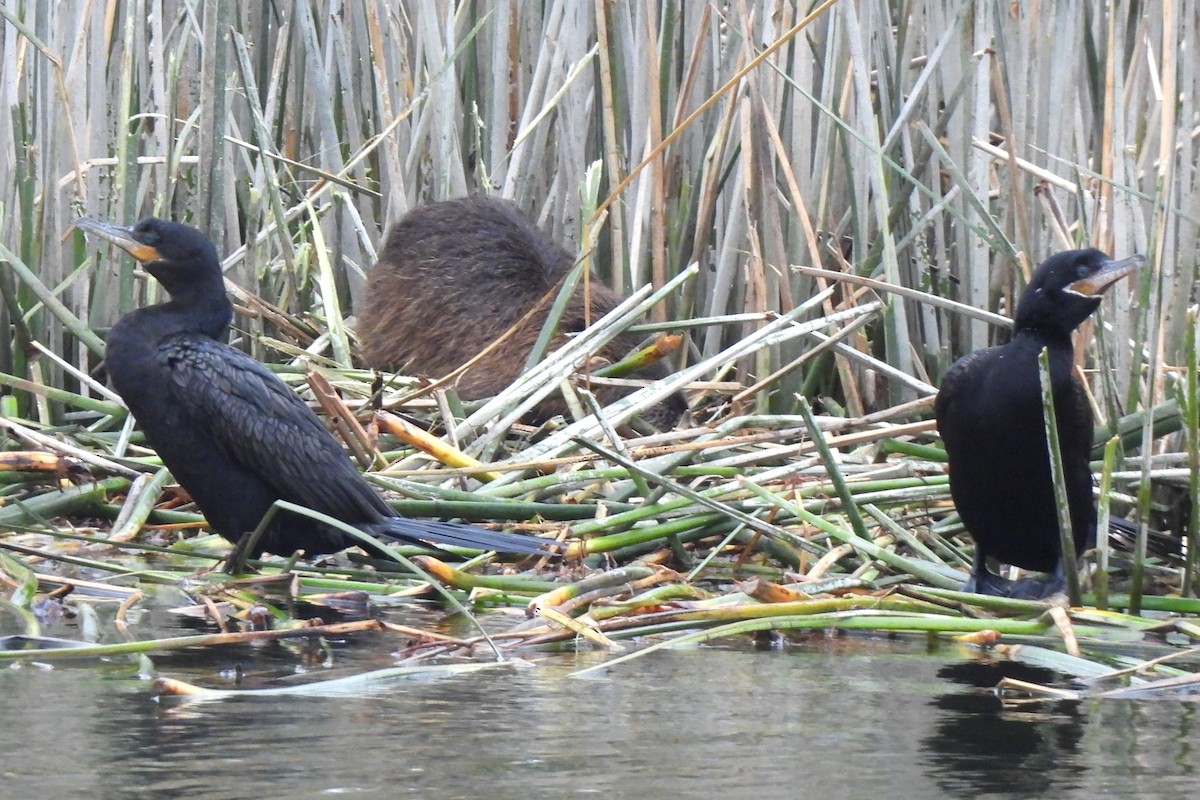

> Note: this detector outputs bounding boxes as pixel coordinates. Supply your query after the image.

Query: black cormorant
[76,216,556,562]
[935,248,1143,598]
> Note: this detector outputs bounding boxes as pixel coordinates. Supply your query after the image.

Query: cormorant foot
[1008,575,1065,600]
[962,571,1017,597]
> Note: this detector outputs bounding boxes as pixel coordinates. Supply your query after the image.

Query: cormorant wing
[158,334,391,521]
[158,334,558,556]
[934,347,994,423]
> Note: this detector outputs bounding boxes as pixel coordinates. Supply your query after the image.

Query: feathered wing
[1056,377,1096,458]
[160,335,554,555]
[160,335,390,520]
[934,347,995,440]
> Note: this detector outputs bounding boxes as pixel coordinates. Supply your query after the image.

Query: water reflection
[923,660,1085,796]
[1,633,1196,799]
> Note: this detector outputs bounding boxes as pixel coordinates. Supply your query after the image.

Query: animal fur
[358,196,686,428]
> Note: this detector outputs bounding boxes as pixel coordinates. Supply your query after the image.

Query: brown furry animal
[358,196,687,428]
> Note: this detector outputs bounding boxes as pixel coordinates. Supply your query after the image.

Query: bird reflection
[922,660,1085,795]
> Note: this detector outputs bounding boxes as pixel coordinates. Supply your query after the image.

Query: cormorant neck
[1012,325,1074,350]
[147,260,232,338]
[171,290,233,338]
[1013,291,1102,342]
[123,280,233,341]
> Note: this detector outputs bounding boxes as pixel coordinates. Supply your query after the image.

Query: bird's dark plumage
[76,216,555,561]
[935,248,1143,598]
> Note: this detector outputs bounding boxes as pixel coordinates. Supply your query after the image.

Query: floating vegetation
[1,354,1197,700]
[2,2,1199,702]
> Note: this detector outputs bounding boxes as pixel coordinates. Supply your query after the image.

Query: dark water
[2,628,1196,800]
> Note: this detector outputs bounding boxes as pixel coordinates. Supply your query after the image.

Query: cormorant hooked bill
[76,216,557,563]
[934,248,1143,598]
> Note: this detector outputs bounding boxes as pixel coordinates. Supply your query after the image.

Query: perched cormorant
[935,248,1143,598]
[75,216,555,562]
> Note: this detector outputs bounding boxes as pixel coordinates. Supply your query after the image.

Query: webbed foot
[1007,575,1065,600]
[962,570,1017,597]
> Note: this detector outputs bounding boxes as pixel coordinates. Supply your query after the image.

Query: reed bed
[1,2,1199,698]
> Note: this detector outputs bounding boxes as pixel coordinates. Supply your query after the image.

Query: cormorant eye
[142,231,160,246]
[1075,264,1090,278]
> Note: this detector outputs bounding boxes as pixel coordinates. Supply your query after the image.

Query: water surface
[2,617,1195,799]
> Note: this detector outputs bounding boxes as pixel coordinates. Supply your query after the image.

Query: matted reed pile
[1,2,1198,697]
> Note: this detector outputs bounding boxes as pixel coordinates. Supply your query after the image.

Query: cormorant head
[1013,248,1143,334]
[75,217,222,298]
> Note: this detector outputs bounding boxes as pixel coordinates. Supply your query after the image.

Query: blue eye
[1075,264,1090,278]
[142,231,160,245]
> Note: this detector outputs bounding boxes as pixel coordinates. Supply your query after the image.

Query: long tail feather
[1107,517,1183,564]
[371,517,561,556]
